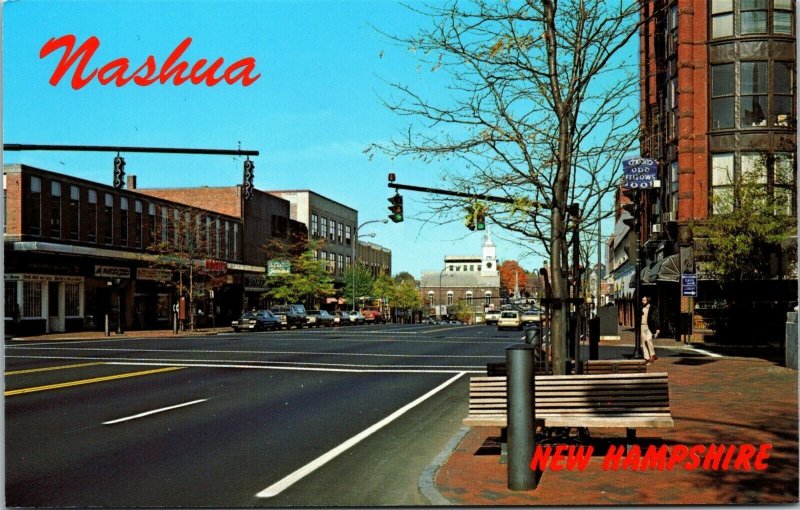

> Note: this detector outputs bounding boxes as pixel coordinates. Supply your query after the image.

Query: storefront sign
[268,260,291,276]
[4,273,84,283]
[681,273,698,297]
[94,265,131,278]
[244,275,269,292]
[205,259,228,272]
[622,157,659,189]
[136,268,173,281]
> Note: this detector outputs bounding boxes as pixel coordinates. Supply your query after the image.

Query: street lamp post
[352,219,388,312]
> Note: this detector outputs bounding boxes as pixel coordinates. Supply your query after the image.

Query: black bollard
[506,343,538,491]
[589,317,600,360]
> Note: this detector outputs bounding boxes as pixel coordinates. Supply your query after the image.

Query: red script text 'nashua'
[40,35,261,89]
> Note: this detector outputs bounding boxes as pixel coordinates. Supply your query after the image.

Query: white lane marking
[255,371,467,498]
[6,346,498,359]
[102,399,208,425]
[6,356,485,374]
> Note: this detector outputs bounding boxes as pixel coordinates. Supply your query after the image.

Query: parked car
[307,309,335,327]
[484,310,502,325]
[520,308,543,325]
[231,310,281,332]
[333,312,345,326]
[497,310,523,331]
[270,304,308,329]
[360,306,384,324]
[423,316,438,325]
[348,310,365,325]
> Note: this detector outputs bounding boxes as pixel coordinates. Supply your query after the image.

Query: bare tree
[371,0,643,373]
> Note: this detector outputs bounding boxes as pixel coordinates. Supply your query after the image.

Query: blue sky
[3,0,625,277]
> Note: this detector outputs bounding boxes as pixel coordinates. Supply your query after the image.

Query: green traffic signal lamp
[475,209,485,230]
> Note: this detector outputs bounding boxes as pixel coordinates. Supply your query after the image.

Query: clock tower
[481,227,498,277]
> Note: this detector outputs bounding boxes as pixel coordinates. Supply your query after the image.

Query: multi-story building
[3,164,265,335]
[419,232,501,320]
[267,190,359,286]
[637,0,796,341]
[358,240,392,277]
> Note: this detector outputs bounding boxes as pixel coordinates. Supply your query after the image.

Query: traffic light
[243,159,255,200]
[475,206,486,231]
[113,156,126,189]
[465,205,475,231]
[388,193,403,222]
[621,188,640,231]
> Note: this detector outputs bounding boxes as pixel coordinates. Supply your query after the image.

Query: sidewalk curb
[418,425,470,506]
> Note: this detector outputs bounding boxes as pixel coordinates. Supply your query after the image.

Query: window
[774,152,796,215]
[346,255,351,270]
[206,216,212,252]
[119,197,129,245]
[774,0,794,33]
[215,218,221,257]
[50,181,62,238]
[134,200,142,248]
[447,291,454,306]
[484,291,492,306]
[23,281,42,318]
[233,223,239,260]
[773,61,794,126]
[741,62,767,127]
[5,282,19,318]
[225,221,230,259]
[669,162,679,214]
[741,0,767,34]
[173,209,180,246]
[711,154,735,214]
[329,252,336,273]
[148,203,156,245]
[466,291,473,303]
[711,64,735,129]
[320,217,328,241]
[161,207,168,243]
[428,291,435,307]
[65,283,81,316]
[69,186,80,240]
[311,213,319,237]
[29,176,41,236]
[346,225,352,245]
[711,0,734,37]
[329,219,335,242]
[337,222,343,244]
[87,190,98,242]
[103,193,113,244]
[338,254,344,275]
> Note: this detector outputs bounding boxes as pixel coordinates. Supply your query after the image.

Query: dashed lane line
[102,399,209,425]
[4,366,186,397]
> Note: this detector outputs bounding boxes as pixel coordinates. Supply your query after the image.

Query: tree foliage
[261,239,335,305]
[343,265,376,307]
[498,260,529,295]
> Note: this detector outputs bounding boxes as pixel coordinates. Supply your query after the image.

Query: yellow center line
[5,362,106,376]
[4,366,186,397]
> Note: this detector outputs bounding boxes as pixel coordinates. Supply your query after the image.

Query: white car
[484,310,502,325]
[497,310,523,331]
[521,309,542,325]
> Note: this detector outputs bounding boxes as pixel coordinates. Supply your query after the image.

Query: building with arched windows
[418,231,502,321]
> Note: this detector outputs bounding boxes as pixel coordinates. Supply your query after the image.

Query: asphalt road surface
[5,323,691,507]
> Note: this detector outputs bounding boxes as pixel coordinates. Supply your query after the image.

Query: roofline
[266,189,358,214]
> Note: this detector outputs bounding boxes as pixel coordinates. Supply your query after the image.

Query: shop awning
[640,254,681,284]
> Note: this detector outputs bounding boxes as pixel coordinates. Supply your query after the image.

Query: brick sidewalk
[434,354,799,505]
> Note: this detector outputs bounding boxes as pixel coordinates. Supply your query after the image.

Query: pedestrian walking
[641,295,660,363]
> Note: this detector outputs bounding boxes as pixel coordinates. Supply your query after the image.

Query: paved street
[4,323,696,507]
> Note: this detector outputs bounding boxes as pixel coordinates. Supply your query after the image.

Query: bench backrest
[468,373,670,418]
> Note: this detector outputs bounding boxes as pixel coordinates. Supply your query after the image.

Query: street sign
[622,157,659,189]
[681,273,698,297]
[268,260,291,276]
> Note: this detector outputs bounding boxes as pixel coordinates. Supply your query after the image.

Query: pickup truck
[359,306,384,323]
[484,309,501,325]
[270,304,308,329]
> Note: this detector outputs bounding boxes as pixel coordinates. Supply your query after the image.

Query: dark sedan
[231,310,281,332]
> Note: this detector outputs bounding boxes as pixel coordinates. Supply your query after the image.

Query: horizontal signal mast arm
[388,182,548,207]
[3,143,259,157]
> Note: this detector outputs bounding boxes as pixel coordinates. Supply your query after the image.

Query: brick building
[419,231,501,321]
[636,0,796,340]
[3,164,265,335]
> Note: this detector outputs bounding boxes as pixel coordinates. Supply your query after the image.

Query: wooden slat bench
[464,373,673,444]
[486,359,647,376]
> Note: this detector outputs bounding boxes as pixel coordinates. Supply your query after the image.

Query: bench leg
[500,427,508,465]
[626,428,636,453]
